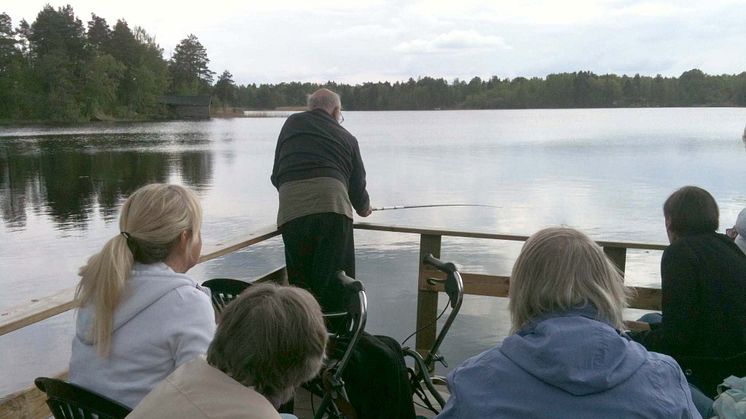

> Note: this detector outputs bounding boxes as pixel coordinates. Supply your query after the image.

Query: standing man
[271,88,372,313]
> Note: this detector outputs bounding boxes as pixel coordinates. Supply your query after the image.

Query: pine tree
[169,34,214,95]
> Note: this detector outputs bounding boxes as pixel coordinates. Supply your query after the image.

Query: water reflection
[0,133,214,229]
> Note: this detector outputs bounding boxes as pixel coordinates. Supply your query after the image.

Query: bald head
[307,88,342,121]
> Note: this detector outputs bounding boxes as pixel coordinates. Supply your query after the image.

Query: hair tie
[121,231,131,240]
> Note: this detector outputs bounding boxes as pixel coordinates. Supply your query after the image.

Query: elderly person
[127,283,328,418]
[436,227,699,419]
[631,186,746,397]
[69,184,215,408]
[271,88,372,313]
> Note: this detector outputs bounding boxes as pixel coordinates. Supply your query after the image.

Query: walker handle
[335,270,365,292]
[422,254,458,274]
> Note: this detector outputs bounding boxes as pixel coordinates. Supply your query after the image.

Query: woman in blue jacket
[436,227,699,419]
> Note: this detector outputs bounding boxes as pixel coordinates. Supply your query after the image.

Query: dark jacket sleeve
[270,134,283,188]
[638,242,700,355]
[348,138,370,212]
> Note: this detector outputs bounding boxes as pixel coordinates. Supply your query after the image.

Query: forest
[1,5,745,122]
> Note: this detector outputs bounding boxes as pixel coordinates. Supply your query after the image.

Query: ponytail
[74,183,202,357]
[75,234,134,356]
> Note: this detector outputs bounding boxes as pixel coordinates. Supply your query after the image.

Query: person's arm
[348,138,371,216]
[169,286,216,367]
[436,369,463,419]
[270,136,283,189]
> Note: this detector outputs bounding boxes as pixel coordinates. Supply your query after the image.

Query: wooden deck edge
[354,222,668,251]
[0,372,66,419]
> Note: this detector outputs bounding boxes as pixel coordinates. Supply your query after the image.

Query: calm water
[2,108,746,395]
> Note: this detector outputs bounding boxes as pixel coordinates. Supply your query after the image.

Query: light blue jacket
[437,307,700,419]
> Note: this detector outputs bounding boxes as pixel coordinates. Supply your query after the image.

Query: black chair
[34,377,131,419]
[202,277,252,313]
[679,351,746,398]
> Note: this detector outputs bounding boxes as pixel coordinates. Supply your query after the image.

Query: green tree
[27,5,90,121]
[0,12,23,118]
[213,70,236,109]
[169,34,214,95]
[83,53,124,117]
[86,14,110,52]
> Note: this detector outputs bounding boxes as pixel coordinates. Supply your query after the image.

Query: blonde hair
[75,184,203,355]
[207,283,327,407]
[509,227,629,333]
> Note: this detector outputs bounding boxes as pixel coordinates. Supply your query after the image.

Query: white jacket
[69,262,215,408]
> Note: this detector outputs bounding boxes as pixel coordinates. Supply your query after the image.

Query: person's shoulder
[170,283,212,305]
[451,345,505,379]
[640,349,681,372]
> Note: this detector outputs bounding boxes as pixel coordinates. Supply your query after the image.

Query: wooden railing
[353,224,666,354]
[0,223,667,418]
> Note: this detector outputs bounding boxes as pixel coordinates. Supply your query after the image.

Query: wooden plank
[628,286,662,311]
[0,372,66,419]
[354,222,668,251]
[416,234,441,356]
[0,226,281,338]
[0,288,76,337]
[423,272,510,298]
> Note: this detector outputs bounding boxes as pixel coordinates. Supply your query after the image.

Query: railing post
[416,234,441,358]
[603,246,627,278]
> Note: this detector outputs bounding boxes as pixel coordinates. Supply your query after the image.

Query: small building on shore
[160,95,212,119]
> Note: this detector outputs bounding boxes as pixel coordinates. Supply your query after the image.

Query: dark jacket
[270,109,370,212]
[637,232,746,358]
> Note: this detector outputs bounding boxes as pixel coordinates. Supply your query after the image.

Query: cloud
[394,30,510,54]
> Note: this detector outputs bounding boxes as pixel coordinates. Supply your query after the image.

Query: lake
[2,108,746,396]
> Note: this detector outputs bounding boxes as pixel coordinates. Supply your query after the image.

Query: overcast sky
[4,0,746,85]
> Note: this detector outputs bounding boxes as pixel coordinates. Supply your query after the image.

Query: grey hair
[207,283,327,407]
[307,88,341,113]
[509,227,630,333]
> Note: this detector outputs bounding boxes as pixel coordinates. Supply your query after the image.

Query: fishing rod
[372,204,500,211]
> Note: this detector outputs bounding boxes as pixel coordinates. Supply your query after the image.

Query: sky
[3,0,746,86]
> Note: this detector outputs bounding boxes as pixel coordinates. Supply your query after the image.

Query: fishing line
[372,203,500,211]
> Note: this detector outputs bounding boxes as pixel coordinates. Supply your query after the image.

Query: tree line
[2,6,745,123]
[225,70,746,111]
[0,5,214,122]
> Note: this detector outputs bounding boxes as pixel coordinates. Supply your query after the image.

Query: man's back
[272,109,359,189]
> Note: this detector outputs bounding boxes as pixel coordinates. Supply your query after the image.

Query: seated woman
[631,186,746,394]
[69,184,215,408]
[436,227,699,419]
[127,283,328,418]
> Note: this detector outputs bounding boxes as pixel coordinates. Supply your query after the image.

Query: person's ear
[178,230,191,250]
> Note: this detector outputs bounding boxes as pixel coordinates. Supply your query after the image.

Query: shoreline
[2,105,745,127]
